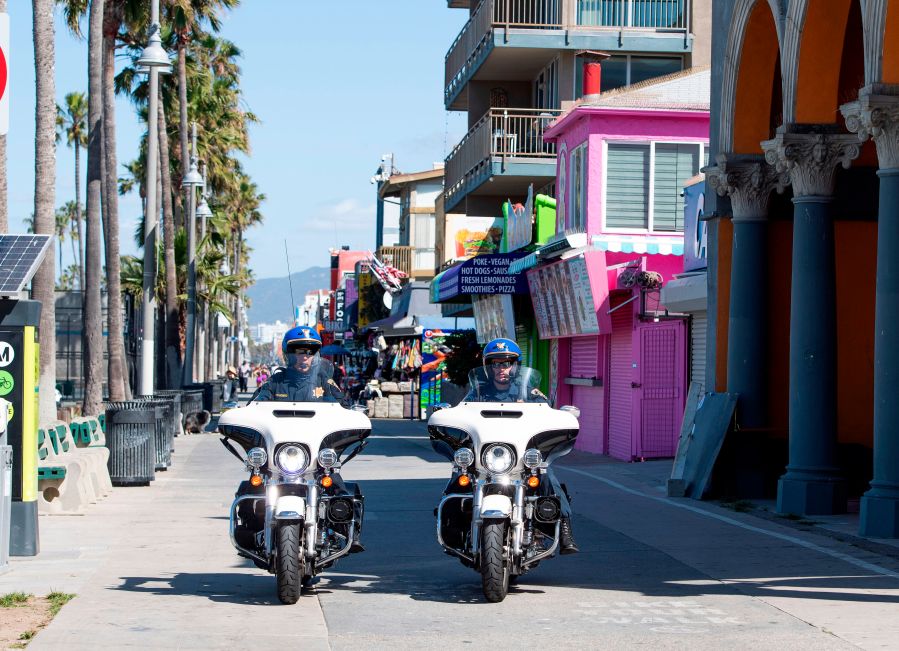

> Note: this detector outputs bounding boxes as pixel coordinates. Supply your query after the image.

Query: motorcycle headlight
[246,446,267,468]
[453,447,474,468]
[317,447,338,469]
[482,444,515,474]
[275,444,309,476]
[522,448,543,469]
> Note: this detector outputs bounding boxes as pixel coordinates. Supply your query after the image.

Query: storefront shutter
[570,336,600,377]
[653,143,699,232]
[606,143,650,229]
[515,324,531,367]
[690,311,707,391]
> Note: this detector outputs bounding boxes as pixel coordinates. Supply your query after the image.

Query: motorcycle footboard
[437,494,474,564]
[521,520,561,569]
[229,495,268,567]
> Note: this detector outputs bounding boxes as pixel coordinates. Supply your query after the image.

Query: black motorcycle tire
[480,521,510,603]
[276,523,302,604]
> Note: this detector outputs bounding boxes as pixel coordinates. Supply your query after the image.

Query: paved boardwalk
[2,419,898,649]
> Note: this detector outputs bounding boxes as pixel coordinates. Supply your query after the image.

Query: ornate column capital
[840,84,899,170]
[761,125,861,198]
[704,153,790,222]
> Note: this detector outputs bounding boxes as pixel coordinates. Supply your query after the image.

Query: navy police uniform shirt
[464,380,548,403]
[253,367,345,404]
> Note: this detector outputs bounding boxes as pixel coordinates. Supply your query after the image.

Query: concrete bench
[37,425,92,514]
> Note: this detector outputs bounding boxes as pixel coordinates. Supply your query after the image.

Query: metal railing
[445,108,562,206]
[576,0,688,30]
[376,246,413,279]
[445,0,691,101]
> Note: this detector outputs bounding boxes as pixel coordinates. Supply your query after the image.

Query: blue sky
[7,1,468,279]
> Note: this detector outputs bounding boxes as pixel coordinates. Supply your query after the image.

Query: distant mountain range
[246,266,330,325]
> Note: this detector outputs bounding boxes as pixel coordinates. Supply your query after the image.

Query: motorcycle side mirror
[351,404,368,413]
[559,405,581,419]
[433,402,452,412]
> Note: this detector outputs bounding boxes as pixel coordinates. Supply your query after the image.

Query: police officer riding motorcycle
[219,326,369,603]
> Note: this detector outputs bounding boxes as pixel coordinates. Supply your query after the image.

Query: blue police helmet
[282,326,322,354]
[483,338,521,362]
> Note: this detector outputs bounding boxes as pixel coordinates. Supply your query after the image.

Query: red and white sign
[0,14,8,135]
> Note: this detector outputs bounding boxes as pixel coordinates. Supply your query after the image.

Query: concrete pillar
[706,154,789,428]
[842,86,899,536]
[762,125,861,515]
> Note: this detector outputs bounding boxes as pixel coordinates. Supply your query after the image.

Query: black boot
[559,517,579,555]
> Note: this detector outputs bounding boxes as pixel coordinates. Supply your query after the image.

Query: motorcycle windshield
[465,365,546,403]
[251,355,342,403]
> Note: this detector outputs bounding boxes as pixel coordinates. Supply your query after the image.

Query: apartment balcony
[444,107,562,213]
[445,0,693,109]
[377,245,413,279]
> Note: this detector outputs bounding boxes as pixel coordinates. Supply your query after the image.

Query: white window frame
[601,139,708,234]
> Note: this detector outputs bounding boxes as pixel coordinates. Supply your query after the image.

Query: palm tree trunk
[232,230,242,368]
[74,141,84,290]
[82,0,105,415]
[0,0,7,233]
[32,0,57,423]
[102,0,126,401]
[157,98,181,390]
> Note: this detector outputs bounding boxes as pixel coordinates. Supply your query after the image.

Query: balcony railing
[376,246,413,279]
[445,108,562,208]
[446,0,691,102]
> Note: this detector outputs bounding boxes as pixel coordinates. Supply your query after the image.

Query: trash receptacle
[105,402,157,486]
[184,383,213,413]
[209,379,225,414]
[151,391,183,439]
[136,398,174,471]
[180,389,204,427]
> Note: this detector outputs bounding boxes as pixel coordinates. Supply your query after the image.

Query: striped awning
[591,234,684,256]
[507,252,538,274]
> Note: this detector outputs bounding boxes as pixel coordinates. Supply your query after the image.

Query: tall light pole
[137,0,172,396]
[182,123,203,386]
[196,167,213,381]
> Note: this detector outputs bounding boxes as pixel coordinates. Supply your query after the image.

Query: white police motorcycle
[218,358,370,604]
[428,365,580,602]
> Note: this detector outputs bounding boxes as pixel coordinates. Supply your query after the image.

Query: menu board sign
[528,255,601,339]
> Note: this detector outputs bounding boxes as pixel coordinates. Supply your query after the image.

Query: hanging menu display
[528,255,600,339]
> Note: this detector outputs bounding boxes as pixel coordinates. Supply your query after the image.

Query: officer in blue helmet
[465,337,579,554]
[253,326,345,403]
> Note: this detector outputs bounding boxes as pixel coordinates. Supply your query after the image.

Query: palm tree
[32,0,57,423]
[82,0,105,415]
[56,91,88,290]
[54,204,69,275]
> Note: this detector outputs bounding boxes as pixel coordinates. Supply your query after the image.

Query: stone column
[842,86,899,536]
[762,125,860,515]
[706,154,790,429]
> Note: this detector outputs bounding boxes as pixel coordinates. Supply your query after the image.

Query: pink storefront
[520,68,709,460]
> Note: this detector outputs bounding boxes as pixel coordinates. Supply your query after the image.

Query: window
[569,144,587,231]
[653,143,699,231]
[604,141,705,232]
[557,145,567,232]
[534,57,560,110]
[414,213,436,271]
[575,55,681,99]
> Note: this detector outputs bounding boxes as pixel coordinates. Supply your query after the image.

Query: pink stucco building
[517,68,710,460]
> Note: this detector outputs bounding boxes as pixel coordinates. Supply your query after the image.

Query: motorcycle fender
[274,495,306,520]
[480,494,512,519]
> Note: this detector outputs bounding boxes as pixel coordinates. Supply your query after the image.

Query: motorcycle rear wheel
[480,521,510,603]
[276,523,303,604]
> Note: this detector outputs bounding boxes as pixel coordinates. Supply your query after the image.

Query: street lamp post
[137,0,172,396]
[196,169,213,381]
[182,124,203,386]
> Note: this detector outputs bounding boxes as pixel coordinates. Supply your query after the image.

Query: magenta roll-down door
[569,336,604,454]
[608,306,635,461]
[634,320,687,458]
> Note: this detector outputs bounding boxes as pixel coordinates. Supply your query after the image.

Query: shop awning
[592,234,684,255]
[430,252,529,303]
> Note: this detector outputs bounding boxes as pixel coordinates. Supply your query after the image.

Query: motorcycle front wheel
[480,520,510,603]
[276,523,303,604]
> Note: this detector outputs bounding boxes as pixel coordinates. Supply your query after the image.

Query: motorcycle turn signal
[250,474,263,487]
[457,475,471,487]
[321,475,334,488]
[527,475,540,488]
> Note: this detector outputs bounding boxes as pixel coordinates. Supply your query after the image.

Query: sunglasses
[289,349,316,356]
[489,360,515,369]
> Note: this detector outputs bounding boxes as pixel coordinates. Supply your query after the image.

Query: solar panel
[0,234,53,297]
